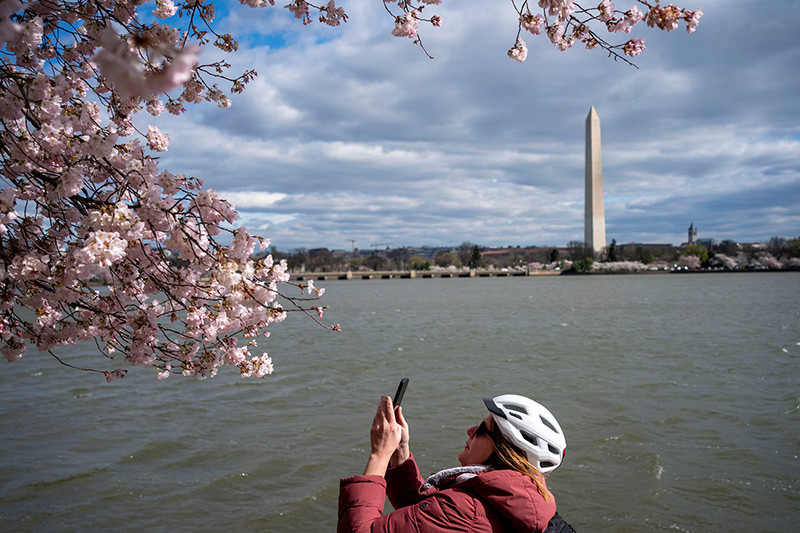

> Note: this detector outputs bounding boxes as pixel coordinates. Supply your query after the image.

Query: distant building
[681,223,714,248]
[481,247,541,258]
[688,223,698,244]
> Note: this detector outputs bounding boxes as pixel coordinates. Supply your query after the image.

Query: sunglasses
[474,420,493,437]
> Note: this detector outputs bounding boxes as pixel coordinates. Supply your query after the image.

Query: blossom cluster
[0,0,336,380]
[284,0,347,26]
[378,1,701,65]
[508,1,702,64]
[508,38,528,63]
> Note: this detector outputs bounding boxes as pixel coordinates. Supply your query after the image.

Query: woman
[338,394,569,532]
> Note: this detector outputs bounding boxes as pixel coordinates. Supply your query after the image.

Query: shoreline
[289,268,795,281]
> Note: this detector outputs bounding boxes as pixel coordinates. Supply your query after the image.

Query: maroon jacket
[338,455,556,532]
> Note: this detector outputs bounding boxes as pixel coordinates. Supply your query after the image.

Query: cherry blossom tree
[0,0,702,381]
[678,255,701,270]
[710,253,738,270]
[751,253,783,270]
[592,260,649,272]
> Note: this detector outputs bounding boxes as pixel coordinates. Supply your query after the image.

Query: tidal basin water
[1,273,799,532]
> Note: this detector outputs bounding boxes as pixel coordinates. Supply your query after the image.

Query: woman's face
[457,415,496,466]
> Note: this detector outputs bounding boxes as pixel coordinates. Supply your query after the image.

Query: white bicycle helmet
[483,394,566,474]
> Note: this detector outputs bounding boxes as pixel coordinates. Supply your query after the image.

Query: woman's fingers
[379,395,396,423]
[371,397,390,426]
[395,406,410,443]
[394,405,407,428]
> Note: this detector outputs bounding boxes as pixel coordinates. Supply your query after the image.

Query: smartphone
[393,378,409,407]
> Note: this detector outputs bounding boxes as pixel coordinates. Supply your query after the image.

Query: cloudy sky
[154,0,799,251]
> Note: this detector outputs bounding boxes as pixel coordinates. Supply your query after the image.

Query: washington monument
[585,106,606,254]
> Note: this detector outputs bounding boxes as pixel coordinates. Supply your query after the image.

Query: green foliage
[681,244,709,263]
[549,248,560,263]
[410,257,431,270]
[572,257,594,272]
[434,251,460,267]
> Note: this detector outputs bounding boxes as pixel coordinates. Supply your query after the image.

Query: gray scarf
[422,465,490,490]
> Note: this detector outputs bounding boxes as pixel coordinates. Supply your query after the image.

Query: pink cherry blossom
[624,37,646,56]
[538,0,575,22]
[547,23,566,47]
[507,37,528,63]
[646,3,682,32]
[320,1,347,26]
[239,353,273,378]
[81,231,128,267]
[598,0,615,22]
[626,5,644,26]
[147,100,166,116]
[286,0,312,24]
[520,11,545,35]
[392,11,419,39]
[153,0,178,19]
[146,126,170,152]
[686,9,703,34]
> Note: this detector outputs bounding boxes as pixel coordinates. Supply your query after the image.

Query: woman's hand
[390,404,410,467]
[363,396,407,476]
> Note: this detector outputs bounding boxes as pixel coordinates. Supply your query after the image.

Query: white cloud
[217,191,288,208]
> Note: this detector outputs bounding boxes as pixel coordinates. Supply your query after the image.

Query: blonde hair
[484,422,553,502]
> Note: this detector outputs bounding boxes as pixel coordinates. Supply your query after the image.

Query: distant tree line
[565,236,800,273]
[249,236,800,275]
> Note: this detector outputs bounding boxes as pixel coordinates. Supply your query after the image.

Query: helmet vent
[509,412,523,420]
[506,404,528,415]
[520,430,539,447]
[540,415,558,433]
[548,444,560,455]
[540,461,555,469]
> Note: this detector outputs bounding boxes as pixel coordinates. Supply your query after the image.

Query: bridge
[290,269,560,281]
